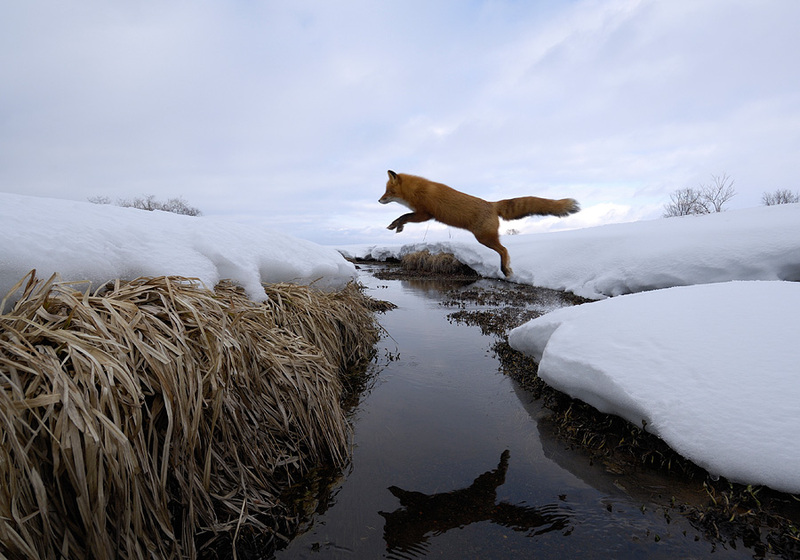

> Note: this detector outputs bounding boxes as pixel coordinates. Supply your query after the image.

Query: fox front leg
[387,211,431,233]
[387,213,410,232]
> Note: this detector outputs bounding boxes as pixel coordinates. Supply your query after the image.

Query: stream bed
[274,266,761,559]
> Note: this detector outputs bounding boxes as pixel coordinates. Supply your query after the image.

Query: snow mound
[0,193,355,306]
[509,281,800,493]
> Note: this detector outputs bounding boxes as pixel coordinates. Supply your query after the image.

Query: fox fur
[379,170,580,276]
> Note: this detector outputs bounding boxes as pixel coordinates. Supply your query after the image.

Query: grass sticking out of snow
[400,250,477,276]
[400,250,479,276]
[0,271,382,559]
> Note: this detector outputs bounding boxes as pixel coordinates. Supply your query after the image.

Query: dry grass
[0,271,381,559]
[400,250,477,276]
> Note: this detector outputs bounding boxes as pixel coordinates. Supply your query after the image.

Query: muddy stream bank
[273,264,792,559]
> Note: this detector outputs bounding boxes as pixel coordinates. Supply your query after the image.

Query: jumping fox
[379,170,580,276]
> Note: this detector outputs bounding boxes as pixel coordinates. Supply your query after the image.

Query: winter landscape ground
[3,193,799,494]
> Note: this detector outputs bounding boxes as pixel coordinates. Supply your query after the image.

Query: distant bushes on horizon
[89,194,202,216]
[663,174,798,218]
[663,173,736,217]
[762,188,800,206]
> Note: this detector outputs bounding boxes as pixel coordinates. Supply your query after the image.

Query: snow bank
[0,193,355,305]
[509,281,800,493]
[341,204,800,299]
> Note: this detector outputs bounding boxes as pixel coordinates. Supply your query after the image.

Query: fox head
[379,170,401,205]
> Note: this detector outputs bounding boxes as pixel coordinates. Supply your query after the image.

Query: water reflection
[379,450,571,558]
[275,270,756,560]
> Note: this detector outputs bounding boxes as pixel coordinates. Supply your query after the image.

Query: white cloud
[1,0,799,245]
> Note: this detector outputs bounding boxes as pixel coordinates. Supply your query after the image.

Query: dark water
[275,268,756,559]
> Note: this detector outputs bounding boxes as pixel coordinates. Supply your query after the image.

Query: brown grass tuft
[0,271,381,559]
[400,250,477,276]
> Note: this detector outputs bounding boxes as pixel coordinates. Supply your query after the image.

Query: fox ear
[387,170,398,182]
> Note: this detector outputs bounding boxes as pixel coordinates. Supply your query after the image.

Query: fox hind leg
[474,230,512,277]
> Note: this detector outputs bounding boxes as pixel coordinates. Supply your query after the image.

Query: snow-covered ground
[345,203,800,493]
[3,192,800,493]
[509,281,800,494]
[0,193,355,308]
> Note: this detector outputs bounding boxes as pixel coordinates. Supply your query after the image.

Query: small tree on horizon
[701,172,737,213]
[762,189,800,206]
[663,187,706,217]
[663,173,736,217]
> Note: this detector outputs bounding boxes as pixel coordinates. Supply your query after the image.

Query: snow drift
[509,281,800,493]
[0,193,356,306]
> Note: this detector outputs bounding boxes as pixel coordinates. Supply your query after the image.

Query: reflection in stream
[380,450,571,558]
[275,267,761,559]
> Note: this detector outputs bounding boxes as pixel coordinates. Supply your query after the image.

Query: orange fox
[379,170,579,276]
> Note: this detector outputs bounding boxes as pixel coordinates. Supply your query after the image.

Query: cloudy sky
[3,0,799,245]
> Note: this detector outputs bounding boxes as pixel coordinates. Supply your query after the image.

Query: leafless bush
[87,195,111,205]
[762,189,800,206]
[663,187,707,217]
[663,173,736,217]
[702,173,736,212]
[89,194,202,216]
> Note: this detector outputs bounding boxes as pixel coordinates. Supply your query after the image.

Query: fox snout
[380,170,401,205]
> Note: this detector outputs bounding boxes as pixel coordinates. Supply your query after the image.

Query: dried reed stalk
[0,271,380,559]
[401,250,477,276]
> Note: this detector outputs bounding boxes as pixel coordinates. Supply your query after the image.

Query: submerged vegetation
[0,272,383,559]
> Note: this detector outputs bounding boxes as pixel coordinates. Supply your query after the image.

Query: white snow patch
[0,193,355,307]
[509,281,800,493]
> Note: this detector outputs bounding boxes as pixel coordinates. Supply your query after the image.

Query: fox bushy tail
[493,196,580,221]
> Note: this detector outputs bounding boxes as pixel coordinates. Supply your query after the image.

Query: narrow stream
[275,267,756,559]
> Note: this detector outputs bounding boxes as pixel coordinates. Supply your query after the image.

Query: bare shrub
[663,187,708,217]
[89,194,202,216]
[87,195,111,205]
[762,189,800,206]
[663,173,736,217]
[702,173,737,213]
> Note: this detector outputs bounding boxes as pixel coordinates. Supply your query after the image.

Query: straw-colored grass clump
[0,271,381,559]
[400,250,477,276]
